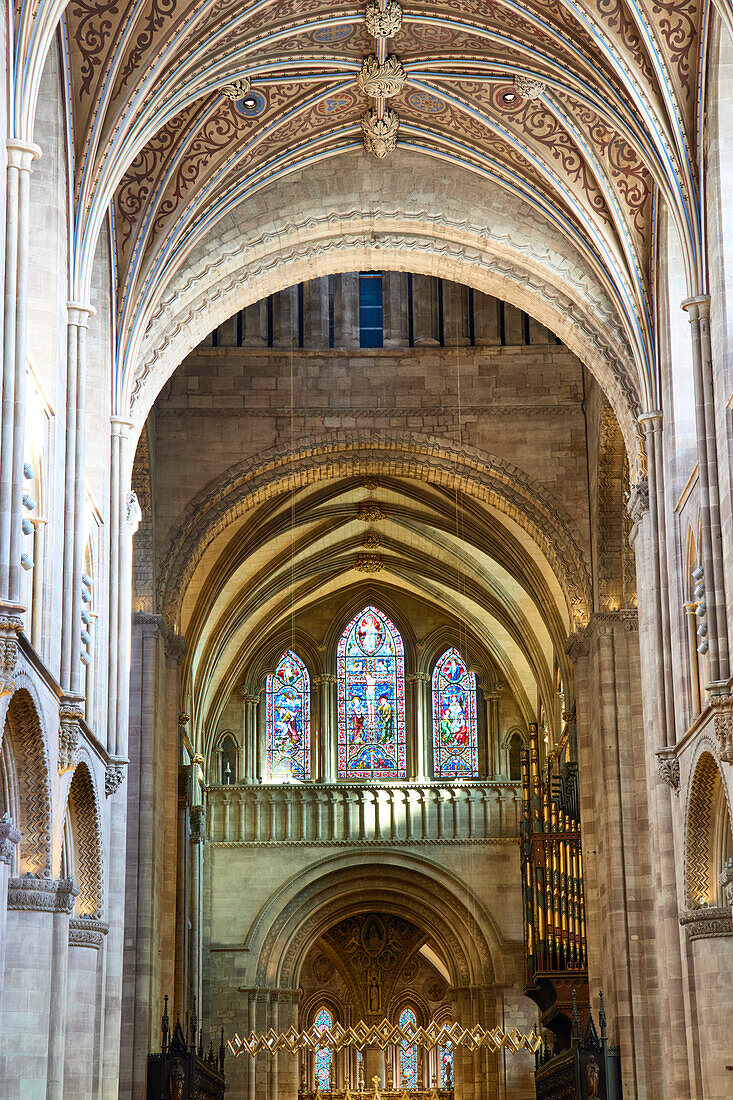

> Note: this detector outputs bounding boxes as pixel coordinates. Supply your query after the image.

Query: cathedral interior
[0,1,733,1098]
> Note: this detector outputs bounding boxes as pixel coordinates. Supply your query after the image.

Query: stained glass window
[337,606,406,779]
[398,1007,418,1090]
[431,648,478,778]
[439,1042,453,1088]
[266,651,310,781]
[314,1007,333,1090]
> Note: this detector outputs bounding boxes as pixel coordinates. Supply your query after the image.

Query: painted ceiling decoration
[9,0,726,415]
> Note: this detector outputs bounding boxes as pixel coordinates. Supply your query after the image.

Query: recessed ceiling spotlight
[242,94,258,110]
[501,90,517,104]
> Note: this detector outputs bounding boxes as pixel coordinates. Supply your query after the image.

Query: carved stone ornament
[514,74,546,99]
[220,76,251,100]
[357,502,385,522]
[105,761,127,796]
[710,694,733,763]
[679,905,733,941]
[69,916,109,950]
[58,700,83,774]
[358,55,406,99]
[365,0,402,38]
[8,876,79,914]
[361,107,399,159]
[362,531,381,548]
[656,755,680,793]
[190,804,206,843]
[125,490,142,532]
[720,860,733,908]
[361,476,379,489]
[0,610,24,698]
[627,479,649,524]
[355,553,383,574]
[0,819,21,866]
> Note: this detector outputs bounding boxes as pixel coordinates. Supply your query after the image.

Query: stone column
[0,818,20,1034]
[240,691,259,782]
[681,295,730,687]
[407,673,430,780]
[333,274,359,347]
[0,139,41,604]
[680,914,733,1099]
[64,918,109,1099]
[316,674,337,782]
[60,301,95,693]
[0,877,77,1096]
[480,686,500,776]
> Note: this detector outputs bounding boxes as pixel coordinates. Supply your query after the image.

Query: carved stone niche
[679,906,733,941]
[710,694,733,764]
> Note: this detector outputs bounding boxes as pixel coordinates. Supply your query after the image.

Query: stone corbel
[58,698,84,774]
[720,861,733,909]
[565,627,589,662]
[626,478,649,527]
[655,752,680,794]
[105,759,127,796]
[709,694,733,763]
[0,606,24,698]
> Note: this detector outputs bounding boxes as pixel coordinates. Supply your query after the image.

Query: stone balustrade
[206,782,520,845]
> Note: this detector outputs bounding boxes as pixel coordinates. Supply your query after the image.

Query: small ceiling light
[501,90,517,104]
[242,94,258,110]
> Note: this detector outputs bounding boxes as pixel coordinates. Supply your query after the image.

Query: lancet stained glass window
[398,1007,418,1090]
[431,648,479,778]
[337,606,406,779]
[266,651,310,780]
[314,1007,333,1089]
[439,1042,453,1088]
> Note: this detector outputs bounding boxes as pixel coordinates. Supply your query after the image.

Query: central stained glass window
[432,648,479,778]
[266,650,310,780]
[314,1006,333,1089]
[337,605,406,779]
[398,1006,418,1089]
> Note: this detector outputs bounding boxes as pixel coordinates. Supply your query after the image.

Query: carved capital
[656,754,680,793]
[361,108,399,159]
[565,628,589,662]
[365,0,402,37]
[0,819,21,865]
[358,55,405,98]
[709,694,733,764]
[58,699,84,774]
[190,804,206,843]
[105,761,127,796]
[0,608,24,698]
[8,876,79,914]
[679,906,733,940]
[627,479,650,525]
[69,917,109,949]
[163,626,187,663]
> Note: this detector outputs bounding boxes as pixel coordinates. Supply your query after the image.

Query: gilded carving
[357,502,385,522]
[358,56,406,99]
[365,0,402,38]
[362,531,381,548]
[355,553,383,574]
[361,107,399,159]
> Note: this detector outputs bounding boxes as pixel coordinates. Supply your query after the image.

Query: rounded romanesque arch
[250,850,504,993]
[0,686,53,878]
[64,760,104,918]
[684,748,733,908]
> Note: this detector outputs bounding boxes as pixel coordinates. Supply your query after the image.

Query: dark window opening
[221,738,237,785]
[359,272,383,348]
[508,734,523,781]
